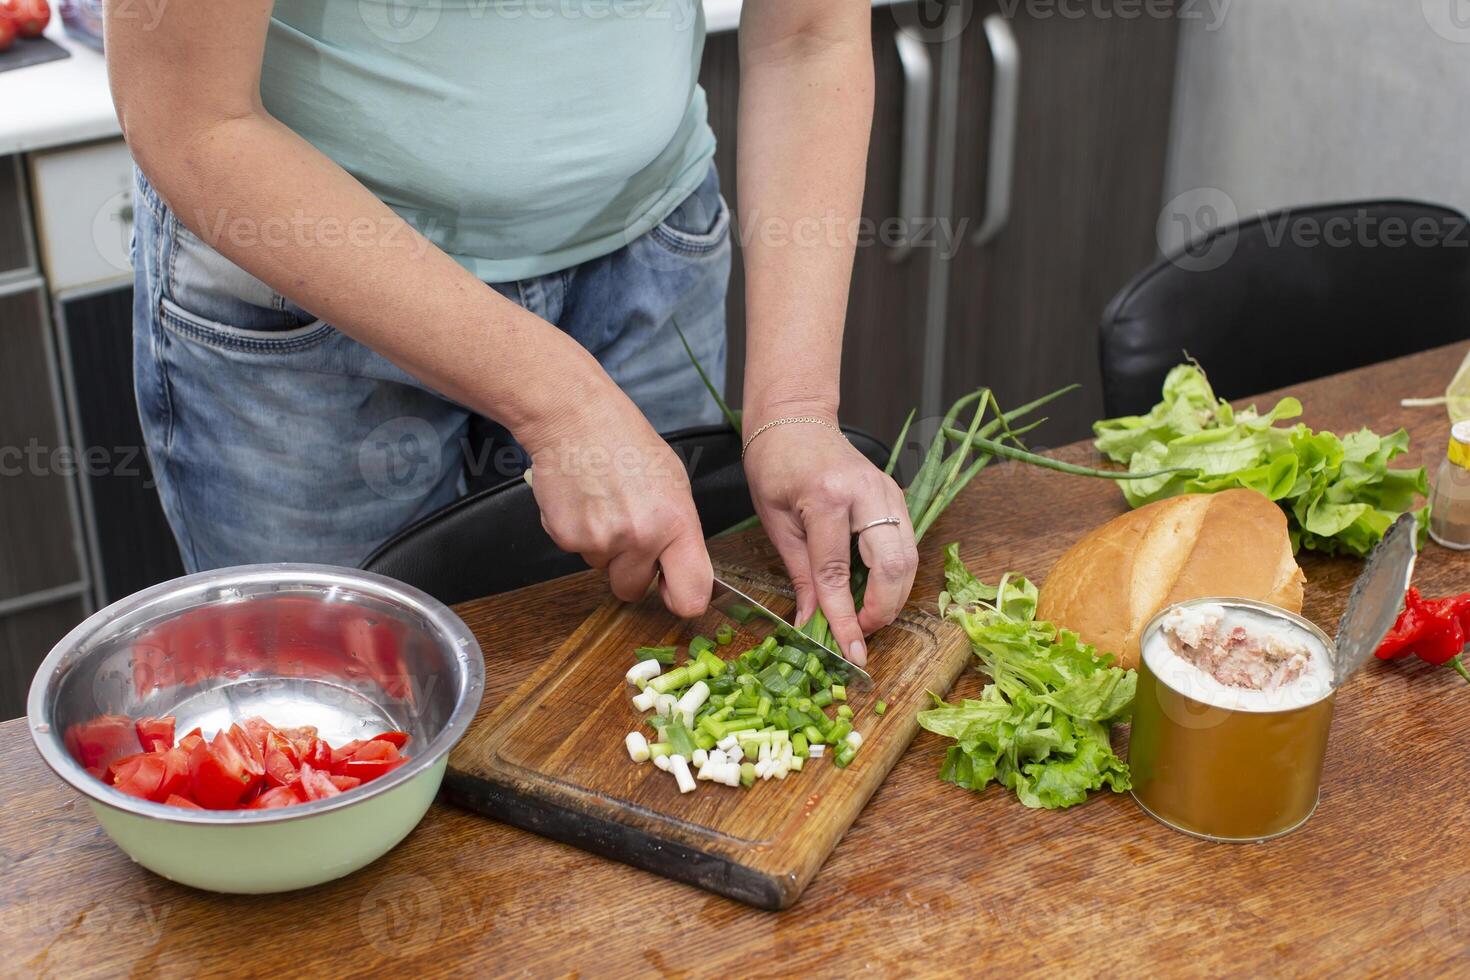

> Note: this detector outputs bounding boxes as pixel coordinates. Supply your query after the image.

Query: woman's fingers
[803,506,867,667]
[764,512,818,624]
[855,483,919,635]
[656,523,713,619]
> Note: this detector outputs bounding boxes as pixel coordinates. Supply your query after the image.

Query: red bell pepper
[1375,587,1470,682]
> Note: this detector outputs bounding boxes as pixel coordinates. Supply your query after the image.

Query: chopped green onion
[715,623,734,645]
[831,684,847,702]
[837,705,853,720]
[740,762,756,787]
[689,635,716,658]
[634,646,677,666]
[874,700,888,716]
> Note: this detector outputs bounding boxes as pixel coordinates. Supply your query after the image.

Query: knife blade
[709,576,874,689]
[1333,512,1419,688]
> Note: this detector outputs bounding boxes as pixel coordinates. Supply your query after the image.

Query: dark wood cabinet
[700,10,940,444]
[941,1,1180,443]
[700,1,1178,449]
[54,286,185,603]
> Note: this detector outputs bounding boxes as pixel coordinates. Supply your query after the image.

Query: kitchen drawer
[0,283,85,602]
[0,155,36,280]
[27,138,135,294]
[0,597,86,722]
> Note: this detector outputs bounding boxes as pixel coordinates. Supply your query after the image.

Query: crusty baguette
[1036,489,1305,669]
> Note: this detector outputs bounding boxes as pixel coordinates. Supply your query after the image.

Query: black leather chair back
[362,424,890,606]
[1099,199,1470,417]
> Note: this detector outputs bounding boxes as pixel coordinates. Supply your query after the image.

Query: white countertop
[0,20,118,156]
[2,0,909,157]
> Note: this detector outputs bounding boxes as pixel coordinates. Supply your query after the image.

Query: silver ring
[855,516,903,534]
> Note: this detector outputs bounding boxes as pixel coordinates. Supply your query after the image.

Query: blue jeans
[131,165,730,571]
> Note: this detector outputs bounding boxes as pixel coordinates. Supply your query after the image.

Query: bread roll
[1036,489,1305,669]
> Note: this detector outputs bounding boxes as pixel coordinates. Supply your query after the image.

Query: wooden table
[4,345,1469,977]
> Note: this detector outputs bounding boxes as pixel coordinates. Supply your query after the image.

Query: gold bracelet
[741,416,842,459]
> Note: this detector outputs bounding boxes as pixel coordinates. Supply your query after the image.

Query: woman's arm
[107,0,713,616]
[736,0,918,666]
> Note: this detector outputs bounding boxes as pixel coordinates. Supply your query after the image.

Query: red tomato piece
[340,754,408,782]
[299,736,333,771]
[66,715,141,773]
[328,774,363,792]
[155,746,192,801]
[0,5,15,55]
[164,793,204,809]
[135,716,176,753]
[227,723,266,778]
[349,739,398,764]
[263,745,299,788]
[248,786,300,810]
[371,731,410,749]
[330,739,365,770]
[111,754,166,801]
[297,763,342,801]
[188,735,254,809]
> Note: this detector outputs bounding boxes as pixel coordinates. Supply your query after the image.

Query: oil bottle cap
[1451,420,1470,469]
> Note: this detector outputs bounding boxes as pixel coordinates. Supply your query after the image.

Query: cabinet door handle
[971,14,1020,247]
[889,28,933,264]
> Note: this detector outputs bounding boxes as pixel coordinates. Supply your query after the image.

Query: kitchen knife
[709,576,874,689]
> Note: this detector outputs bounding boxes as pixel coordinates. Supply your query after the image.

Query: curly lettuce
[917,545,1134,810]
[1093,363,1427,556]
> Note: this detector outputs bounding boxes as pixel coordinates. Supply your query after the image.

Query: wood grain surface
[2,345,1469,977]
[446,564,970,909]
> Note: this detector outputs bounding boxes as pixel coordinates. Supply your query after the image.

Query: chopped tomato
[241,716,278,749]
[226,723,266,779]
[247,786,300,810]
[111,754,166,801]
[371,730,411,749]
[188,735,254,809]
[155,746,192,801]
[135,716,176,753]
[341,755,408,781]
[78,712,408,811]
[297,764,342,801]
[263,744,299,788]
[299,736,333,771]
[65,716,141,773]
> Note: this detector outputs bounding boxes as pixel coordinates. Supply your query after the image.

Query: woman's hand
[521,377,712,619]
[742,419,919,667]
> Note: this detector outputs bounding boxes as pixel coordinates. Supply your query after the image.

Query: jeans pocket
[157,295,335,354]
[649,169,730,257]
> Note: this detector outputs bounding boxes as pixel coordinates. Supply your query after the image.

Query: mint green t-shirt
[261,0,716,281]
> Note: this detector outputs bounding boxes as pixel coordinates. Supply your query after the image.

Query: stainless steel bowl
[28,564,485,892]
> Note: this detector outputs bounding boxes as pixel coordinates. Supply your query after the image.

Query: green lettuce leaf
[919,552,1135,810]
[1093,364,1427,557]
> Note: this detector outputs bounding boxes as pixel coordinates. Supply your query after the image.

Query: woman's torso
[262,0,716,281]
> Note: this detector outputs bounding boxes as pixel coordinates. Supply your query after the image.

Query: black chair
[361,424,891,606]
[1099,199,1470,417]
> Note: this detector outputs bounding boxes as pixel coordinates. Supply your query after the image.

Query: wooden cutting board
[445,561,971,909]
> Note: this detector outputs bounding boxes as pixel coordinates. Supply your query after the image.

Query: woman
[107,0,917,666]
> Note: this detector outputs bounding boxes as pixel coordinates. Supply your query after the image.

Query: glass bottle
[1429,420,1470,549]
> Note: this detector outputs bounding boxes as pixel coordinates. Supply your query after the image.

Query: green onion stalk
[673,322,1191,664]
